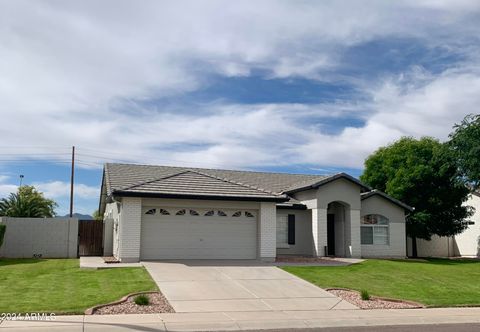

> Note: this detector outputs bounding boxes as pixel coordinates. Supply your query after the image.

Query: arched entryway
[326,201,350,257]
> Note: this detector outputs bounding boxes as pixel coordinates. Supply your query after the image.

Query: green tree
[449,114,480,190]
[92,209,103,221]
[0,186,58,218]
[361,137,473,257]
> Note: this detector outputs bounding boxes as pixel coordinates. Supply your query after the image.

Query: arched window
[190,210,199,216]
[218,210,227,217]
[159,209,170,215]
[232,211,242,217]
[361,214,389,245]
[245,211,254,218]
[176,209,186,216]
[204,210,214,216]
[145,209,156,215]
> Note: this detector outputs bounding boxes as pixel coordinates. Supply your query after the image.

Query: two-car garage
[140,206,258,260]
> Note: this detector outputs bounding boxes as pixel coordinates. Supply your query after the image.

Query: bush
[0,224,5,248]
[134,294,150,306]
[360,289,370,301]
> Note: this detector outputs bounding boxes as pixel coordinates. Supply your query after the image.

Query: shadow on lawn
[0,258,45,267]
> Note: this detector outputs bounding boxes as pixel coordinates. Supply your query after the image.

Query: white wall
[406,193,480,258]
[455,194,480,257]
[104,201,120,257]
[0,217,78,258]
[276,209,312,256]
[114,197,276,262]
[361,195,407,258]
[118,197,142,263]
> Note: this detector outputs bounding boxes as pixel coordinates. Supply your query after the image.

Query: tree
[360,137,473,257]
[0,186,58,218]
[92,209,103,221]
[448,114,480,190]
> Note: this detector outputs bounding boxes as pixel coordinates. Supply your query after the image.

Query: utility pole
[69,146,75,218]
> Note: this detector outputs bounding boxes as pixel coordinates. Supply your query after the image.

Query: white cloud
[0,184,18,198]
[0,1,479,171]
[33,181,98,199]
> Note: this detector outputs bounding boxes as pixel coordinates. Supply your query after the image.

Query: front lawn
[282,259,480,307]
[0,259,157,314]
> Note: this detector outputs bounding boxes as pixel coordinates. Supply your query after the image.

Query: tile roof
[104,163,330,201]
[114,170,287,200]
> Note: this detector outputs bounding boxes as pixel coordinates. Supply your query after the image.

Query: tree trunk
[411,236,418,258]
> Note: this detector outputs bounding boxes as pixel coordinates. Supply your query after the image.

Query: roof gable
[283,172,371,194]
[361,190,413,211]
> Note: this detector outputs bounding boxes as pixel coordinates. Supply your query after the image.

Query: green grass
[282,259,480,307]
[0,259,157,314]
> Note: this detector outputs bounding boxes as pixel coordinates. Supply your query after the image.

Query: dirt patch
[102,256,120,263]
[276,256,340,264]
[328,288,424,309]
[88,292,175,315]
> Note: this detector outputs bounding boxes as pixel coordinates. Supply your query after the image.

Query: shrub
[134,294,150,306]
[360,289,370,301]
[0,224,5,248]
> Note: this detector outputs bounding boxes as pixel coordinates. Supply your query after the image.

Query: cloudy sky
[0,0,479,215]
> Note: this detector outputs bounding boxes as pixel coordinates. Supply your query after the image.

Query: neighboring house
[99,163,412,262]
[407,191,480,258]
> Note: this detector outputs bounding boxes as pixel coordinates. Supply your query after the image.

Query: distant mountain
[58,213,93,220]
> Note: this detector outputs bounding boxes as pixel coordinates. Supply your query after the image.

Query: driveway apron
[142,260,356,313]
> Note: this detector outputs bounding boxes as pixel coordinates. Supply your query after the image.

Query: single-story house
[99,163,412,262]
[406,191,480,258]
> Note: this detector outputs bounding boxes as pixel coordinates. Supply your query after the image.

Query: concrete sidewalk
[2,308,480,331]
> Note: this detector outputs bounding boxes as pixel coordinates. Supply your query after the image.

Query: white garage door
[140,207,257,259]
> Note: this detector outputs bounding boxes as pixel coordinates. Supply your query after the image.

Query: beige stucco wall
[361,195,407,258]
[276,209,312,256]
[0,217,78,258]
[293,179,362,258]
[455,194,480,257]
[407,235,454,257]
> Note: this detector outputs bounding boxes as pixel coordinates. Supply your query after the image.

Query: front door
[327,214,335,256]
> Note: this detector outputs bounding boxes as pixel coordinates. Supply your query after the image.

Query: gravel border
[328,288,424,309]
[85,291,175,315]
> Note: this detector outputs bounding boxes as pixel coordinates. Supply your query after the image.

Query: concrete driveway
[143,260,357,313]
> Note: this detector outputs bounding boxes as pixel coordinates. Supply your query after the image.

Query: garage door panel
[140,208,257,259]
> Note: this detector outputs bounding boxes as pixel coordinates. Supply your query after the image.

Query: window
[204,210,214,216]
[276,215,288,248]
[190,209,199,216]
[145,209,156,215]
[232,211,242,217]
[361,214,389,245]
[159,209,170,215]
[218,210,227,217]
[176,209,186,216]
[245,211,254,218]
